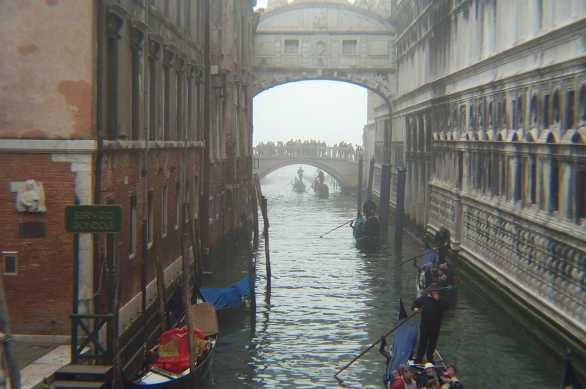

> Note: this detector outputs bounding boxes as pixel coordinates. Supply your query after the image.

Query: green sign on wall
[65,205,122,233]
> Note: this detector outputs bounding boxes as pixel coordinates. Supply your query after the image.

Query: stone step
[52,380,106,389]
[54,365,112,383]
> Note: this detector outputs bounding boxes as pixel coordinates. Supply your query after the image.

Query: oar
[399,252,427,266]
[334,310,420,382]
[319,219,353,238]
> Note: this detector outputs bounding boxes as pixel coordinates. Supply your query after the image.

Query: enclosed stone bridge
[254,0,395,100]
[253,144,360,190]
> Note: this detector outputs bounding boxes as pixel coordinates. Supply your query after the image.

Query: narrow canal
[201,165,559,388]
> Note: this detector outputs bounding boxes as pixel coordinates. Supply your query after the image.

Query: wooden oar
[399,252,427,265]
[319,219,353,238]
[334,310,420,382]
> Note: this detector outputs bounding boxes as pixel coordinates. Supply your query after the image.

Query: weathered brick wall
[0,154,76,334]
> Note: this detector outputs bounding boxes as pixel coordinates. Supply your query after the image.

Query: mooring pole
[366,158,374,200]
[357,158,364,217]
[0,258,20,389]
[394,167,407,256]
[379,163,391,231]
[260,196,271,290]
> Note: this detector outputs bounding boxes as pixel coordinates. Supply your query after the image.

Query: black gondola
[351,214,381,250]
[124,303,218,389]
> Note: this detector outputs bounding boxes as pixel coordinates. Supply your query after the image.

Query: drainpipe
[200,0,211,253]
[94,0,105,311]
[141,0,150,317]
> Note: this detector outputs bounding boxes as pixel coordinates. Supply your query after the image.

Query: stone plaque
[19,222,46,238]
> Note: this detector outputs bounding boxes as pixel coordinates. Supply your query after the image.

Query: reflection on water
[201,165,558,388]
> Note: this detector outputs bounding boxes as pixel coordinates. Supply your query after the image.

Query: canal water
[201,165,560,388]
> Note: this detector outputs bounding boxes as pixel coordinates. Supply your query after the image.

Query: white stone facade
[254,1,395,96]
[388,0,586,353]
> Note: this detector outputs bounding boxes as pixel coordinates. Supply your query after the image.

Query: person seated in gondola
[440,364,463,389]
[434,266,449,288]
[388,367,406,389]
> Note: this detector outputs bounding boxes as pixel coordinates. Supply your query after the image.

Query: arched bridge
[253,142,360,190]
[254,0,396,99]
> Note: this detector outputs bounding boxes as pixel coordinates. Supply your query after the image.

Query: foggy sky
[252,1,366,147]
[252,81,367,146]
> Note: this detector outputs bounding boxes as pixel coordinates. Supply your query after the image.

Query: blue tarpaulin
[199,275,251,311]
[384,318,419,383]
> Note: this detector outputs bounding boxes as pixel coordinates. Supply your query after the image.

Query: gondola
[312,171,329,198]
[292,177,306,193]
[351,215,380,250]
[197,274,252,319]
[124,303,218,389]
[382,301,449,388]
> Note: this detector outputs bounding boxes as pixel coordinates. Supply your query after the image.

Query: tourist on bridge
[411,288,449,364]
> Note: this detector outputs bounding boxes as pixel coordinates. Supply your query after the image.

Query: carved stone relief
[10,179,47,213]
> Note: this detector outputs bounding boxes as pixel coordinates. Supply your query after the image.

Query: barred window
[1,253,17,276]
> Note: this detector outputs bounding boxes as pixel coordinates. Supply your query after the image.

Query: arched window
[502,98,509,129]
[579,84,586,124]
[543,94,551,128]
[552,90,561,124]
[477,99,484,130]
[529,94,538,127]
[564,90,576,130]
[517,95,524,129]
[460,105,467,132]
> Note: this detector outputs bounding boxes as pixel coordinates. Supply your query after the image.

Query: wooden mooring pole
[379,163,391,231]
[357,158,364,216]
[0,258,20,389]
[254,175,271,291]
[366,157,374,200]
[394,167,407,256]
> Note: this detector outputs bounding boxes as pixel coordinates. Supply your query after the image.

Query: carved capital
[163,46,175,68]
[106,10,124,40]
[149,39,161,60]
[174,56,186,74]
[130,25,145,52]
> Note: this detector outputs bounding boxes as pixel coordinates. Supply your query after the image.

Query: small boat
[312,171,329,198]
[125,303,218,389]
[382,301,449,388]
[198,275,252,317]
[382,301,419,386]
[351,214,380,250]
[293,177,306,193]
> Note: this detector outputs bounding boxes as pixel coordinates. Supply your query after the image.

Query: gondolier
[412,288,449,364]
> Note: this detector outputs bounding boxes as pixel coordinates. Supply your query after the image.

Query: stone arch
[253,75,391,105]
[254,0,396,100]
[257,158,355,189]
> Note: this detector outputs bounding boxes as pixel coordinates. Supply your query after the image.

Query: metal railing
[71,313,114,363]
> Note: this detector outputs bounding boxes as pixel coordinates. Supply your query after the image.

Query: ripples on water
[201,166,559,388]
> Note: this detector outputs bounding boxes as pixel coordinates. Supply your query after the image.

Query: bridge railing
[253,143,362,162]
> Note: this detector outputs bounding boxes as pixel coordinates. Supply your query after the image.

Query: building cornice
[0,139,97,153]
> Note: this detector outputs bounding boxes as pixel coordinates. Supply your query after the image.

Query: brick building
[0,0,257,347]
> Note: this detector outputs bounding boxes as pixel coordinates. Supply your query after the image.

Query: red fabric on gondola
[150,327,206,374]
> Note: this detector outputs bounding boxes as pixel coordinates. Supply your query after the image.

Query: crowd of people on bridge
[254,139,362,161]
